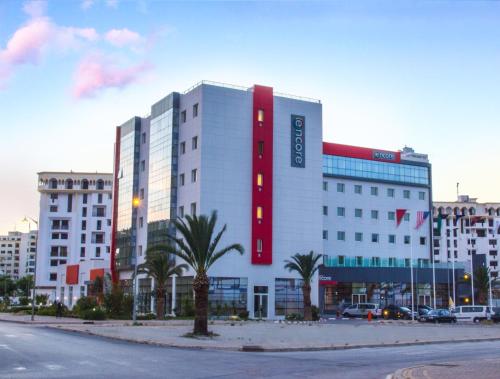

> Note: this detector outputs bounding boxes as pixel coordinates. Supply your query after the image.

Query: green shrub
[19,297,30,306]
[73,297,98,318]
[238,310,249,320]
[36,294,49,306]
[103,284,133,319]
[179,296,195,317]
[285,313,304,321]
[311,305,320,321]
[81,308,106,320]
[137,313,156,320]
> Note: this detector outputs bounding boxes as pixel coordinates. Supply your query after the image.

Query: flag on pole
[415,211,430,230]
[449,296,455,310]
[396,209,407,227]
[436,213,448,234]
[454,213,464,226]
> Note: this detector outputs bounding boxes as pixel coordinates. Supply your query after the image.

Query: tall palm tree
[474,266,491,305]
[166,211,244,335]
[136,246,188,320]
[284,251,322,321]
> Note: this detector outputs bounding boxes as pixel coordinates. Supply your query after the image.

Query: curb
[45,325,500,353]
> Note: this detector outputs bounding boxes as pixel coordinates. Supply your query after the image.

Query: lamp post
[22,216,38,322]
[132,197,140,324]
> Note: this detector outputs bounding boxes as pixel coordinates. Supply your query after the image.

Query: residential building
[36,172,113,307]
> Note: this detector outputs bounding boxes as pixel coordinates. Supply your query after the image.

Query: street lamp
[22,216,38,322]
[132,197,140,324]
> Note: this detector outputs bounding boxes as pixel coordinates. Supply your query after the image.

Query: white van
[342,303,381,318]
[452,306,491,322]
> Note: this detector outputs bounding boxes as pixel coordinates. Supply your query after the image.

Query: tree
[474,266,491,305]
[167,211,244,335]
[136,246,188,320]
[16,275,33,297]
[284,251,322,321]
[0,276,16,297]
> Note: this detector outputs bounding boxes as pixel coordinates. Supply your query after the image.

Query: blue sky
[1,0,499,233]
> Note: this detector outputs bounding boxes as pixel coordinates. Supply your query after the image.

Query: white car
[342,303,381,318]
[452,306,491,322]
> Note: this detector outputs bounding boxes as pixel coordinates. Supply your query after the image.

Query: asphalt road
[1,322,499,379]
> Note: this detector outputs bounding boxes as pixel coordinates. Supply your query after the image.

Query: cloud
[105,28,142,47]
[72,53,152,98]
[106,0,119,9]
[81,0,95,10]
[23,0,47,18]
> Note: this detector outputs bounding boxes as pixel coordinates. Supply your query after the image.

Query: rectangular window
[389,257,396,267]
[355,208,363,218]
[258,141,264,155]
[190,202,196,216]
[337,207,345,217]
[388,211,395,220]
[80,247,85,257]
[82,207,87,217]
[256,206,263,220]
[138,245,143,256]
[81,220,86,230]
[50,205,58,212]
[191,169,197,183]
[356,256,363,266]
[98,193,103,203]
[322,230,328,240]
[337,231,345,241]
[337,183,345,193]
[96,247,101,258]
[179,206,184,218]
[193,103,199,117]
[419,237,426,245]
[257,173,263,187]
[81,234,86,243]
[140,188,144,199]
[371,233,379,243]
[387,188,395,197]
[257,109,264,122]
[370,186,378,196]
[257,239,263,252]
[97,220,102,230]
[389,234,396,244]
[404,235,411,244]
[141,132,146,144]
[323,206,328,216]
[371,210,379,219]
[354,184,362,194]
[83,193,87,204]
[141,160,146,172]
[181,110,186,123]
[67,194,73,212]
[404,213,410,221]
[323,181,328,191]
[49,273,57,281]
[180,141,186,154]
[419,191,426,200]
[355,232,363,242]
[403,190,410,199]
[371,257,380,266]
[139,217,143,228]
[180,173,185,186]
[192,136,198,150]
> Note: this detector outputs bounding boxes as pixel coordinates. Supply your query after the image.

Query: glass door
[254,286,268,318]
[352,294,367,304]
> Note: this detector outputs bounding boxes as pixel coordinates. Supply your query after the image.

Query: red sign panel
[66,264,79,285]
[323,142,401,163]
[90,268,105,282]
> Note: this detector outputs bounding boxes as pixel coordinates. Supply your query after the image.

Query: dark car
[410,304,433,316]
[382,305,414,320]
[491,311,500,323]
[419,309,457,323]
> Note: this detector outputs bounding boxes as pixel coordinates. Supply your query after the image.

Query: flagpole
[410,216,415,321]
[469,214,475,306]
[431,212,437,309]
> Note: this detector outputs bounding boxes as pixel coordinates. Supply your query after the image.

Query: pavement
[391,358,500,379]
[2,322,500,379]
[3,312,500,352]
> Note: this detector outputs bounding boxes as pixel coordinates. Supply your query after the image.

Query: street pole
[132,258,138,323]
[22,217,38,322]
[409,220,415,321]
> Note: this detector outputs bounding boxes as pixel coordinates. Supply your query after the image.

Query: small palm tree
[167,211,244,335]
[284,251,322,321]
[136,246,188,320]
[474,266,491,305]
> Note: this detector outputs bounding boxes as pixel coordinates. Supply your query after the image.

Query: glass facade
[324,255,465,270]
[275,278,304,316]
[116,118,141,270]
[208,277,248,316]
[147,93,179,247]
[323,155,429,186]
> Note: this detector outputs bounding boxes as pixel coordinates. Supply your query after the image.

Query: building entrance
[254,286,268,318]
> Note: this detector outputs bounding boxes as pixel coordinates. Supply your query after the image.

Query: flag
[470,216,485,226]
[436,213,448,234]
[454,213,464,226]
[396,209,407,227]
[415,211,430,230]
[449,296,455,310]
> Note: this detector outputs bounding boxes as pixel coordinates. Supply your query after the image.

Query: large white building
[0,230,37,280]
[36,172,113,307]
[110,80,459,318]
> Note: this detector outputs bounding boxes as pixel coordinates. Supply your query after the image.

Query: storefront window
[275,278,304,316]
[208,277,248,316]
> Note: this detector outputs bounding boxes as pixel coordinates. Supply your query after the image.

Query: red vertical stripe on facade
[252,85,273,265]
[110,126,121,283]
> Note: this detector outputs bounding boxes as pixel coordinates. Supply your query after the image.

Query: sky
[0,0,499,234]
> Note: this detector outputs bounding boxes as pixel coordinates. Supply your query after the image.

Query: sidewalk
[391,358,500,379]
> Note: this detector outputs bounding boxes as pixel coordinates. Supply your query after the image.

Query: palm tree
[474,266,491,305]
[136,246,188,320]
[284,251,322,321]
[166,211,244,335]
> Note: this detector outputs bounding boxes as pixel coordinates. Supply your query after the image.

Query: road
[1,322,499,379]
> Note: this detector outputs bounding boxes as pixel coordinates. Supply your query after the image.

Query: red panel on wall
[323,142,401,163]
[110,126,121,283]
[66,264,79,285]
[251,85,274,265]
[90,268,105,282]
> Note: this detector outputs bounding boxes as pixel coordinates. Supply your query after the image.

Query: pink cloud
[23,0,47,18]
[105,28,142,47]
[72,54,151,98]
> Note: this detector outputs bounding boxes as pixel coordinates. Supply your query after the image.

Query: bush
[19,297,30,306]
[36,303,72,317]
[179,296,195,317]
[137,313,156,320]
[103,284,133,319]
[285,313,304,321]
[311,305,320,321]
[238,310,249,321]
[36,294,49,306]
[73,297,98,319]
[81,308,106,320]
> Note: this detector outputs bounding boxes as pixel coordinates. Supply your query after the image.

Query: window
[387,188,395,197]
[371,257,380,266]
[388,211,395,220]
[257,173,263,187]
[193,103,199,117]
[354,185,362,194]
[370,186,378,196]
[49,273,57,281]
[138,245,143,256]
[180,141,186,154]
[371,233,379,243]
[404,213,410,221]
[404,235,411,244]
[67,194,73,212]
[50,205,58,212]
[141,132,146,144]
[178,206,184,218]
[50,193,58,201]
[257,239,263,253]
[337,183,345,193]
[337,231,346,241]
[191,169,197,183]
[98,193,103,204]
[389,235,396,244]
[389,257,396,267]
[355,232,363,242]
[192,136,198,150]
[323,206,328,216]
[96,247,101,258]
[96,179,104,190]
[81,220,86,230]
[403,190,410,199]
[356,256,363,266]
[141,160,146,172]
[81,234,86,243]
[419,237,426,245]
[323,181,328,191]
[80,247,85,257]
[257,109,264,122]
[258,141,264,155]
[83,193,87,204]
[180,173,185,186]
[337,207,345,217]
[140,188,144,199]
[256,206,263,220]
[371,210,379,219]
[355,208,363,218]
[97,220,102,230]
[82,207,87,217]
[419,191,426,200]
[139,217,143,228]
[323,230,328,240]
[181,110,186,123]
[190,202,196,216]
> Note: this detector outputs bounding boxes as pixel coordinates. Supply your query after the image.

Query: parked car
[419,309,457,323]
[410,304,433,316]
[382,305,416,320]
[342,303,381,318]
[491,311,500,323]
[452,306,491,323]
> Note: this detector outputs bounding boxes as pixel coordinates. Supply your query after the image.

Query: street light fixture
[132,197,140,324]
[22,216,38,322]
